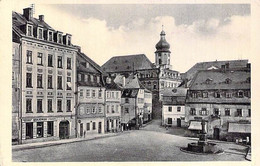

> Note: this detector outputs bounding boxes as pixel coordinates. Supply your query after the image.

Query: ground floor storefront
[20,116,76,144]
[105,116,121,133]
[77,117,105,137]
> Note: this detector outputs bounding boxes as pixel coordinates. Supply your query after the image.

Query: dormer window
[238,90,244,98]
[27,24,33,36]
[225,78,232,84]
[68,36,71,45]
[57,33,62,44]
[205,78,213,84]
[38,27,43,39]
[48,31,53,42]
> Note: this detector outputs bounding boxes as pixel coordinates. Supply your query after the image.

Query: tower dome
[155,30,170,53]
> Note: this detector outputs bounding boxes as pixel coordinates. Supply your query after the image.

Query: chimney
[23,8,33,20]
[39,15,44,21]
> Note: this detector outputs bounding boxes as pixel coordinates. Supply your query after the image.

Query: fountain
[182,120,223,154]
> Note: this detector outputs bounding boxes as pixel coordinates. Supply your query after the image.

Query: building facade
[161,88,187,127]
[12,8,78,144]
[143,89,152,123]
[102,30,182,119]
[185,65,251,141]
[76,51,106,137]
[104,78,122,133]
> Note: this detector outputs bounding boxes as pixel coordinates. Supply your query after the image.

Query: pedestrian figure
[84,130,86,138]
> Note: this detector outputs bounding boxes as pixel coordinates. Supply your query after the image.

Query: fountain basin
[187,142,222,154]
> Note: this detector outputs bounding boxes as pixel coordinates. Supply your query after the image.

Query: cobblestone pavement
[12,120,248,162]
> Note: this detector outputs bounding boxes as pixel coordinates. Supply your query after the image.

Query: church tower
[155,28,172,69]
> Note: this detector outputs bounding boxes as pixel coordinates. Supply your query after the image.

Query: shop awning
[188,121,208,131]
[228,123,251,133]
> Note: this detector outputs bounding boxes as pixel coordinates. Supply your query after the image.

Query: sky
[13,3,251,73]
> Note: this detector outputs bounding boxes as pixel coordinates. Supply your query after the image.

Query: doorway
[177,118,181,127]
[98,122,102,134]
[213,128,220,140]
[59,121,69,139]
[80,123,83,137]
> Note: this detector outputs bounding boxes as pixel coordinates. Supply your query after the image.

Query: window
[48,54,53,67]
[37,53,43,65]
[125,107,129,113]
[112,92,115,98]
[57,56,62,68]
[93,122,96,130]
[66,100,71,112]
[190,108,196,115]
[225,108,230,116]
[92,106,96,114]
[79,89,83,97]
[238,90,244,98]
[37,122,43,138]
[37,74,43,88]
[47,121,54,137]
[57,76,62,90]
[27,25,33,36]
[125,98,129,103]
[26,122,33,139]
[26,50,32,64]
[47,99,53,113]
[86,123,90,130]
[226,92,232,98]
[67,58,71,69]
[48,75,53,89]
[200,108,208,116]
[202,92,208,98]
[153,83,157,90]
[116,105,119,113]
[111,105,115,113]
[86,107,90,114]
[86,90,90,97]
[215,92,221,98]
[191,92,198,98]
[116,92,119,98]
[92,90,96,98]
[57,100,62,112]
[107,105,110,113]
[38,28,43,39]
[248,109,251,117]
[37,99,43,113]
[177,107,181,112]
[48,31,53,41]
[168,107,172,112]
[26,73,32,88]
[214,108,220,116]
[98,90,102,98]
[58,34,62,44]
[78,74,81,82]
[236,109,242,117]
[68,36,71,45]
[98,106,102,113]
[67,77,72,90]
[26,98,32,113]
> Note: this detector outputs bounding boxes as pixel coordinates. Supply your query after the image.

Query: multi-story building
[102,30,182,119]
[76,51,106,137]
[104,78,122,132]
[116,74,147,130]
[12,8,78,144]
[143,89,152,123]
[161,88,187,127]
[185,65,251,141]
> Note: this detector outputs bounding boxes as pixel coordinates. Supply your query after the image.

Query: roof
[189,69,250,90]
[12,11,54,36]
[102,54,155,73]
[184,60,249,80]
[122,89,139,98]
[77,51,106,75]
[155,30,170,53]
[161,88,187,97]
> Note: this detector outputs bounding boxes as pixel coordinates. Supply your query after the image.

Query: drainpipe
[18,40,22,144]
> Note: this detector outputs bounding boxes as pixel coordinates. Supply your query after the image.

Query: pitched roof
[77,51,106,75]
[124,74,146,89]
[12,11,54,36]
[184,60,249,80]
[161,87,188,97]
[189,69,250,90]
[102,54,155,73]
